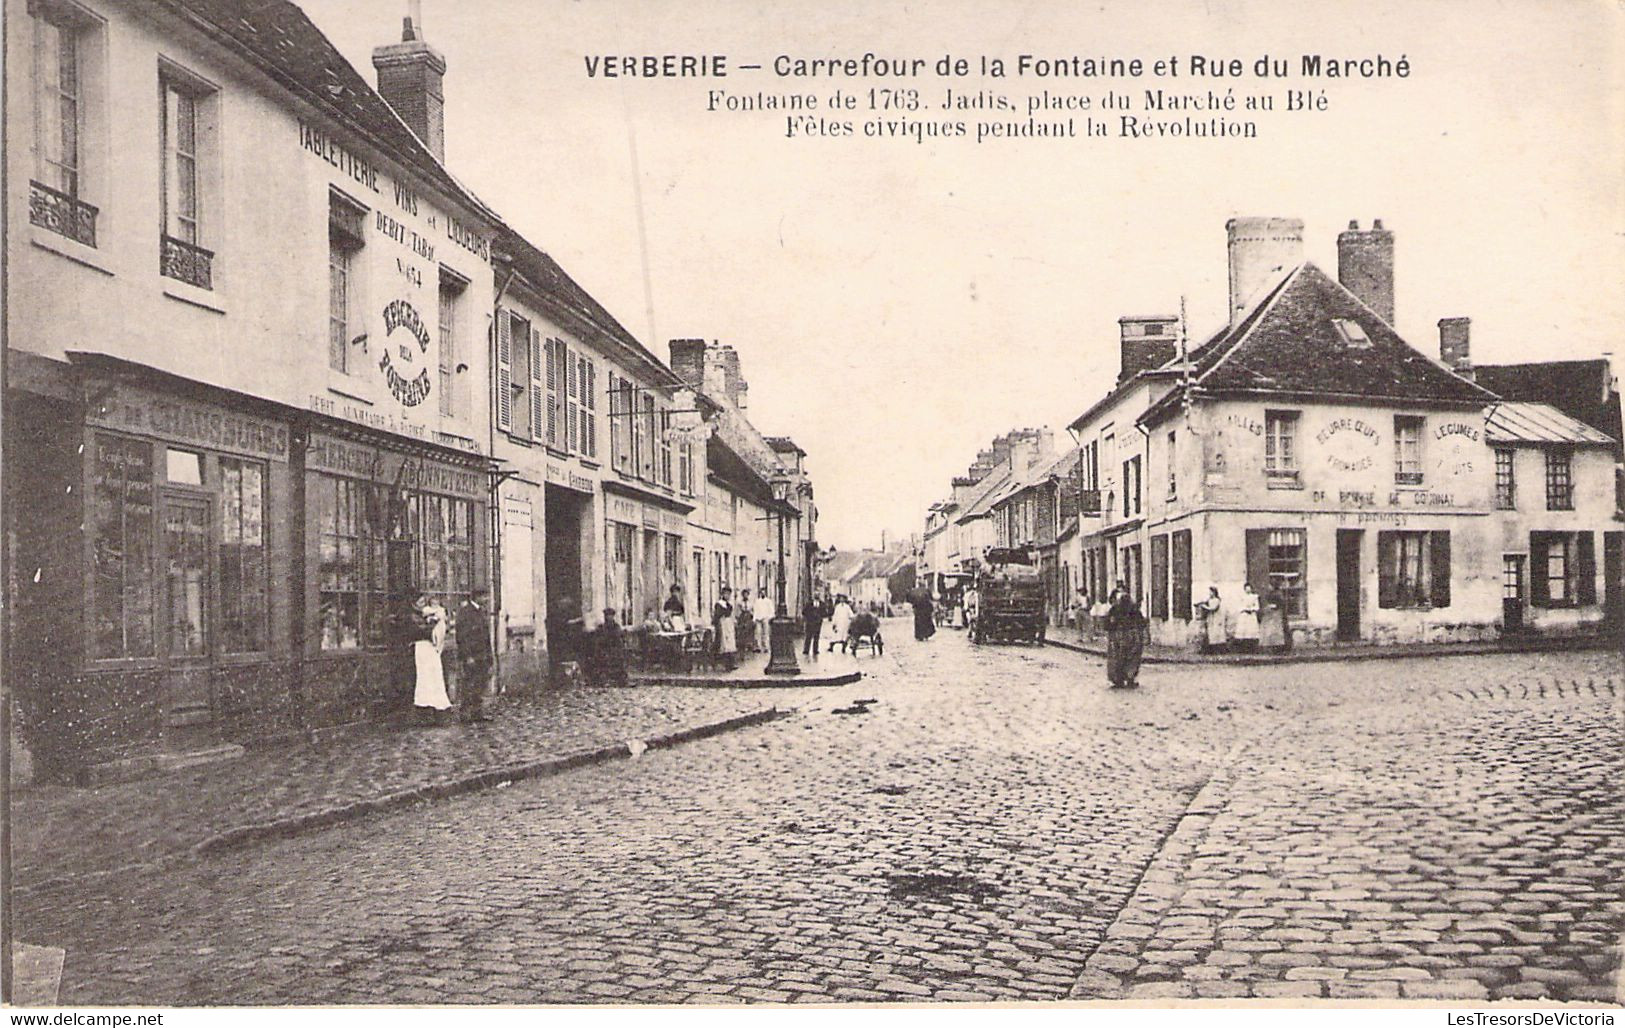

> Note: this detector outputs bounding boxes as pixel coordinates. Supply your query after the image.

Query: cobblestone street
[15,622,1623,1005]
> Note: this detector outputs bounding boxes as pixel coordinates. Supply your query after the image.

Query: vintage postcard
[3,0,1622,1016]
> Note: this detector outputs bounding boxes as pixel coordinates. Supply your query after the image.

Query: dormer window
[1332,318,1371,348]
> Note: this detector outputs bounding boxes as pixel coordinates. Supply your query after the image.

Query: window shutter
[1377,531,1398,609]
[495,313,513,433]
[1576,532,1597,605]
[1172,530,1192,620]
[583,358,597,458]
[537,335,548,445]
[1429,530,1451,608]
[564,344,579,454]
[1244,529,1269,593]
[1529,534,1550,608]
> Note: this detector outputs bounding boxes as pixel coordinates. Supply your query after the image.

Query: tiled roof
[158,0,496,222]
[1475,360,1622,446]
[956,467,1014,521]
[706,435,793,514]
[498,230,679,388]
[1486,402,1616,446]
[1142,263,1494,426]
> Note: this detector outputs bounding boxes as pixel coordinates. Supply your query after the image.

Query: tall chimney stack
[1117,315,1179,384]
[668,338,706,389]
[373,5,448,163]
[1338,219,1396,325]
[1438,317,1472,379]
[1227,217,1304,327]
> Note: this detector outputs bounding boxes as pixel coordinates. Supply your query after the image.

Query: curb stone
[1044,635,1615,666]
[14,707,786,896]
[1068,733,1261,1000]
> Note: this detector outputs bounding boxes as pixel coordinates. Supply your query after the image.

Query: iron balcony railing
[29,180,98,247]
[161,234,214,290]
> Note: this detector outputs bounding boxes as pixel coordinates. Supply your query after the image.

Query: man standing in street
[456,587,495,723]
[753,587,775,652]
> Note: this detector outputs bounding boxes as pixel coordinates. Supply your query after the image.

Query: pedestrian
[713,587,738,670]
[1234,582,1261,653]
[802,592,827,659]
[454,587,494,723]
[737,589,757,655]
[753,588,775,651]
[1104,582,1148,689]
[411,594,453,725]
[910,586,936,641]
[1196,585,1227,654]
[592,608,630,686]
[963,583,981,634]
[547,596,587,687]
[663,584,687,632]
[829,595,854,653]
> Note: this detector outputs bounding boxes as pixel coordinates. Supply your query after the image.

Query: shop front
[300,427,490,727]
[7,364,297,778]
[602,482,691,630]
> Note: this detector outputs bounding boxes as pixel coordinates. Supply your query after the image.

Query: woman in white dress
[829,596,854,653]
[1233,583,1262,652]
[413,595,453,724]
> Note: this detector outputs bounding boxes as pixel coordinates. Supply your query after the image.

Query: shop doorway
[544,484,586,662]
[161,492,213,735]
[1335,529,1362,642]
[1502,554,1526,633]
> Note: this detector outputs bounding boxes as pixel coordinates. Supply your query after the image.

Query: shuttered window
[563,341,580,454]
[578,354,598,458]
[1247,528,1307,616]
[1532,531,1595,608]
[494,310,513,433]
[1377,531,1450,609]
[1149,534,1169,620]
[539,328,552,441]
[1171,529,1192,621]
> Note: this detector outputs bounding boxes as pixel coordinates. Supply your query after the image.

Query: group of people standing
[699,586,778,670]
[409,589,494,726]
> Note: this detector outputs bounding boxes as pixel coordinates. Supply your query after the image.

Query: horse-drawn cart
[969,547,1046,645]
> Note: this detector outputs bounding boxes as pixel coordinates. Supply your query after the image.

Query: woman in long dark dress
[910,588,936,641]
[1104,584,1148,689]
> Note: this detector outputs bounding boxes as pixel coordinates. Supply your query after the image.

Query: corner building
[5,0,499,778]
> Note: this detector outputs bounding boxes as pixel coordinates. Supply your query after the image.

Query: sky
[310,0,1625,551]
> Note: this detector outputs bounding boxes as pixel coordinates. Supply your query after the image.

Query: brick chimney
[1438,317,1472,379]
[1227,217,1303,327]
[373,5,447,163]
[1338,219,1396,325]
[1118,315,1179,384]
[668,338,706,390]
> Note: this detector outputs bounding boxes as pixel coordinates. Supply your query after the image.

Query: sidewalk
[9,684,802,893]
[630,649,865,688]
[1044,624,1617,665]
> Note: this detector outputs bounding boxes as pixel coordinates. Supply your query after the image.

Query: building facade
[1067,217,1621,652]
[6,0,501,778]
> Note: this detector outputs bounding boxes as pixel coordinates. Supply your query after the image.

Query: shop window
[159,67,217,289]
[90,433,156,659]
[412,493,475,616]
[1264,410,1299,484]
[30,1,102,247]
[1545,450,1573,510]
[165,448,202,485]
[316,475,367,650]
[1246,528,1308,617]
[1171,529,1192,621]
[1377,530,1451,609]
[1530,531,1595,608]
[1394,416,1424,485]
[328,192,366,373]
[1494,448,1516,509]
[163,497,209,657]
[219,458,268,653]
[1149,534,1169,619]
